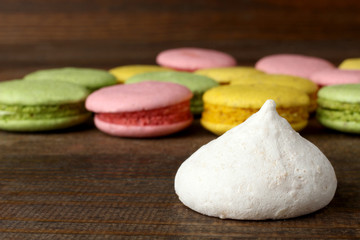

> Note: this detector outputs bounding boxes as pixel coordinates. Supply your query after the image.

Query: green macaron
[126,71,219,114]
[0,79,91,132]
[24,67,117,91]
[316,84,360,134]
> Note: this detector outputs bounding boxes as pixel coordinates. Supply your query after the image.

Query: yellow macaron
[201,84,310,135]
[195,66,263,85]
[109,65,173,83]
[338,58,360,70]
[230,74,318,112]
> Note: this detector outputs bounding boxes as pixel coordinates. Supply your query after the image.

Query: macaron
[195,66,263,85]
[156,47,237,72]
[109,65,173,83]
[339,58,360,70]
[126,71,219,114]
[85,81,193,138]
[201,84,310,135]
[255,54,335,78]
[24,67,117,91]
[0,79,91,132]
[316,84,360,134]
[310,68,360,86]
[230,73,318,112]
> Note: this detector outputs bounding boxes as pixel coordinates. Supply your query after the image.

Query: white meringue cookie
[175,99,337,220]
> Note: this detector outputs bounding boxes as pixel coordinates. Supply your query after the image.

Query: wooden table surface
[1,0,360,239]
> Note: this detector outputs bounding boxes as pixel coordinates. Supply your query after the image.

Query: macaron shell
[156,47,237,71]
[126,71,219,94]
[0,79,89,105]
[86,81,193,113]
[24,67,117,91]
[317,115,360,134]
[230,74,318,112]
[195,67,263,84]
[230,74,317,95]
[339,58,360,70]
[317,83,360,103]
[310,69,360,86]
[109,65,173,83]
[203,84,309,108]
[255,54,335,78]
[94,115,193,137]
[0,112,91,132]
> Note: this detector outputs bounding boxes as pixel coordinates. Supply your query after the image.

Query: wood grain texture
[0,119,359,239]
[0,0,360,239]
[1,0,360,73]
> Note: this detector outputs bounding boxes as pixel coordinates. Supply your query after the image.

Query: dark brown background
[0,0,359,239]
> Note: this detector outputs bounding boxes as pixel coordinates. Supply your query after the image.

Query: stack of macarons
[1,48,360,136]
[252,54,360,134]
[0,67,119,132]
[0,47,237,136]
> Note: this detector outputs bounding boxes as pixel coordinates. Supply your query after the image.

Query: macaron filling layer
[0,102,88,120]
[96,101,192,126]
[317,98,360,112]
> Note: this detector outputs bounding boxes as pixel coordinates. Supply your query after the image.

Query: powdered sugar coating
[255,54,335,78]
[175,100,337,220]
[156,47,237,71]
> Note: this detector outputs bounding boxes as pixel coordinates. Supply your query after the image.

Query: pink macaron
[85,81,193,138]
[255,54,335,78]
[310,68,360,87]
[156,47,237,72]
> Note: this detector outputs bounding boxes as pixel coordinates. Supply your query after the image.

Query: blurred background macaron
[201,84,310,135]
[230,73,318,112]
[126,71,219,114]
[85,81,193,138]
[0,79,90,132]
[194,66,263,85]
[156,47,237,72]
[255,53,335,78]
[316,83,360,134]
[109,65,173,83]
[310,68,360,87]
[338,58,360,70]
[24,67,117,91]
